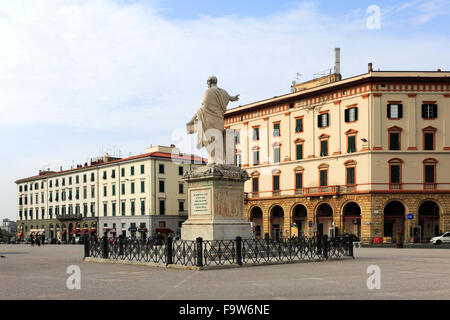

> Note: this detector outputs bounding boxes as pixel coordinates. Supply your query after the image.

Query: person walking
[30,235,34,247]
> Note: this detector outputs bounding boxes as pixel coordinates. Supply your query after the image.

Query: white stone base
[181,220,253,241]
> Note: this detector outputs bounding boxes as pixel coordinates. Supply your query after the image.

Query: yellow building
[225,66,450,244]
[15,145,205,241]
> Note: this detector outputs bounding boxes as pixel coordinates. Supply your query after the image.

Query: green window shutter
[252,178,259,192]
[425,165,435,183]
[296,144,303,160]
[320,170,328,186]
[346,167,355,185]
[390,133,400,150]
[274,148,280,163]
[273,176,280,191]
[320,140,328,156]
[348,136,356,153]
[295,173,303,189]
[424,133,434,150]
[295,118,303,132]
[390,165,400,183]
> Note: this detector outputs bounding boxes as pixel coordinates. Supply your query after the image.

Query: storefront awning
[138,228,148,232]
[86,229,96,234]
[17,233,23,236]
[60,230,66,235]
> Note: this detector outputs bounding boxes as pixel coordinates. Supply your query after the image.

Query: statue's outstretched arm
[229,94,240,102]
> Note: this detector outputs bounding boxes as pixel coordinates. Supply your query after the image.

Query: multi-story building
[15,145,205,241]
[225,64,450,244]
[1,218,18,234]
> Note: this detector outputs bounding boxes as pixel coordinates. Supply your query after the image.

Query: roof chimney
[368,62,373,73]
[334,48,341,75]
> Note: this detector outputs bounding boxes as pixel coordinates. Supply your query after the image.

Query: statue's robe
[193,87,233,150]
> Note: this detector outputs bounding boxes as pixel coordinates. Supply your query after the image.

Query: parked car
[430,232,450,245]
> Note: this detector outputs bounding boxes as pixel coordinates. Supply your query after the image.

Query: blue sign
[407,214,413,220]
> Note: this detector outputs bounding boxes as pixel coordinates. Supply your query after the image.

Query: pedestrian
[37,235,41,247]
[30,236,34,247]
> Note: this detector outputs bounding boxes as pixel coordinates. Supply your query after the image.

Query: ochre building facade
[225,69,450,244]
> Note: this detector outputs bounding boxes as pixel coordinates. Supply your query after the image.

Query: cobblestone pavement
[1,244,450,300]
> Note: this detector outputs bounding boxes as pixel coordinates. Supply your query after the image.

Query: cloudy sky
[1,0,449,220]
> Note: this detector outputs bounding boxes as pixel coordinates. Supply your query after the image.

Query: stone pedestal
[181,164,253,240]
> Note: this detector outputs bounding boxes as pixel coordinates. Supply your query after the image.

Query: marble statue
[187,76,240,165]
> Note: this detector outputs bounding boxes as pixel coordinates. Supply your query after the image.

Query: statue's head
[207,75,218,88]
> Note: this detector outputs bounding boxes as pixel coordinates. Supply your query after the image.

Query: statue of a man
[187,76,239,165]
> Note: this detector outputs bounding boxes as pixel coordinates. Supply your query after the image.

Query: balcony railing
[245,182,450,199]
[56,214,83,221]
[305,186,340,196]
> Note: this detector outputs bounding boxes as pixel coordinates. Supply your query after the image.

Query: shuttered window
[318,113,329,128]
[345,107,358,122]
[422,104,437,119]
[295,173,303,189]
[346,167,355,185]
[424,133,434,150]
[273,175,280,191]
[425,165,435,183]
[252,177,259,193]
[320,170,328,186]
[390,165,400,183]
[296,144,303,160]
[387,104,403,119]
[274,147,280,163]
[295,118,303,132]
[348,136,356,153]
[320,140,328,156]
[389,133,400,150]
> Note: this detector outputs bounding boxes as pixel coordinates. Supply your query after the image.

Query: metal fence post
[84,235,90,258]
[236,236,242,266]
[102,235,108,259]
[322,235,328,259]
[196,237,203,267]
[119,235,124,256]
[166,236,173,265]
[348,235,354,258]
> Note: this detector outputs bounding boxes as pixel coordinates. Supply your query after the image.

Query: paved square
[1,244,449,299]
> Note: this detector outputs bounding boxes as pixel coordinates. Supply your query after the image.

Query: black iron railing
[84,234,354,267]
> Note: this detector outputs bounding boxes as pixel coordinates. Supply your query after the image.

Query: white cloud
[0,0,449,220]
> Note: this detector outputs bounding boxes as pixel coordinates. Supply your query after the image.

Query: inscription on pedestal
[191,189,211,215]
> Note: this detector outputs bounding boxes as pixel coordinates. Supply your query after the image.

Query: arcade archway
[384,201,405,242]
[249,206,263,238]
[270,205,284,241]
